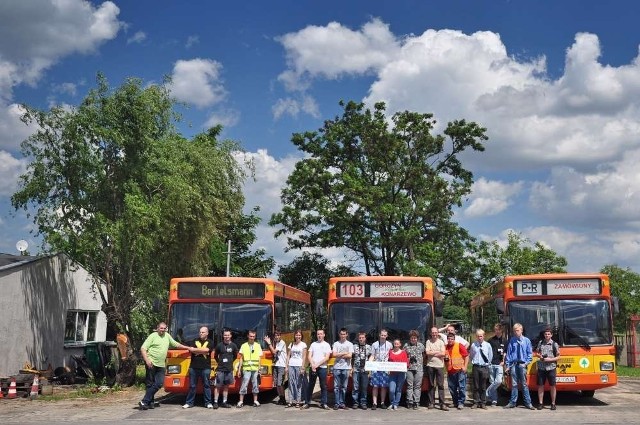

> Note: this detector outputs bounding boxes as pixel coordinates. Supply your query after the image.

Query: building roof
[0,253,41,271]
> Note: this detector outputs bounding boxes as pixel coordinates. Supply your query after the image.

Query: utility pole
[223,240,235,277]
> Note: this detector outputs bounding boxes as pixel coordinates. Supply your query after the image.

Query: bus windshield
[169,302,273,347]
[508,299,613,348]
[329,302,432,344]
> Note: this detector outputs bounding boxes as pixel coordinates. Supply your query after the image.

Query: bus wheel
[581,390,595,398]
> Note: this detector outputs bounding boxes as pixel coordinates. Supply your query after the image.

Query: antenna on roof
[16,240,28,255]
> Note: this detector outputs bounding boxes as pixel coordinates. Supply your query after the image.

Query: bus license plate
[556,376,576,383]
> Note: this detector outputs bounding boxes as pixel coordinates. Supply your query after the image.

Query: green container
[84,342,101,373]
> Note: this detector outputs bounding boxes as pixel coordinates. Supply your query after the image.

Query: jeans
[239,370,259,395]
[388,372,406,407]
[142,365,165,405]
[351,370,369,406]
[333,369,349,407]
[305,368,328,406]
[487,364,503,403]
[447,371,467,407]
[184,367,212,406]
[288,366,304,403]
[509,364,532,406]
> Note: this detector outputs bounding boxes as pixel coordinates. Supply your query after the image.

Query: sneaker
[537,405,543,410]
[551,404,557,411]
[301,404,310,409]
[491,401,498,407]
[413,403,418,410]
[138,401,149,411]
[182,404,192,409]
[457,404,464,410]
[221,402,231,408]
[206,403,214,409]
[380,403,387,410]
[253,401,260,407]
[236,401,243,408]
[470,404,477,409]
[341,405,348,410]
[480,404,488,410]
[427,404,434,409]
[371,404,377,410]
[441,404,449,411]
[526,404,535,410]
[148,402,156,410]
[504,403,516,409]
[334,405,339,410]
[321,404,330,410]
[360,404,367,410]
[352,403,359,409]
[212,403,219,409]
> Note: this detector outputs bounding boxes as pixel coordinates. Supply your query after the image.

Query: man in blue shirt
[469,329,492,409]
[504,323,534,410]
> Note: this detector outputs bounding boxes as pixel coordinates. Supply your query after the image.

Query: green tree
[474,231,568,289]
[209,207,275,277]
[270,100,488,278]
[601,264,640,332]
[11,74,246,384]
[277,252,358,331]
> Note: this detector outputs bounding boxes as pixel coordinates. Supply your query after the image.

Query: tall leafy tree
[601,264,640,332]
[11,75,246,384]
[270,101,488,278]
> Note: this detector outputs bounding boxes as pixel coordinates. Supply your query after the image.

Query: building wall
[0,254,107,376]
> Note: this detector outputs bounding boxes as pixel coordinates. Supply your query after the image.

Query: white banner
[364,361,407,372]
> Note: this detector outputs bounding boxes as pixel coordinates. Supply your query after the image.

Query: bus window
[220,303,272,347]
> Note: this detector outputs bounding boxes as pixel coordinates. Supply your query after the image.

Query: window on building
[65,310,98,344]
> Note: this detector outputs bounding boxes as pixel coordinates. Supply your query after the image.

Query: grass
[617,365,640,378]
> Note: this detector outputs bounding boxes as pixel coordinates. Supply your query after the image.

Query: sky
[1,0,640,277]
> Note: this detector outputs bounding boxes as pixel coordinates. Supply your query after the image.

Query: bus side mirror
[275,302,283,318]
[315,299,325,316]
[434,300,444,317]
[612,297,620,315]
[495,297,505,315]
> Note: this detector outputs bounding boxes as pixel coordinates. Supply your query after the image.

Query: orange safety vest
[446,343,465,374]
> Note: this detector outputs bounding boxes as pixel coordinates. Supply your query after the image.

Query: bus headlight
[259,365,269,375]
[599,361,614,371]
[167,365,181,374]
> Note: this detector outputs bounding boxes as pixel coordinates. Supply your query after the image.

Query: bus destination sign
[338,281,423,298]
[178,282,265,299]
[515,278,601,296]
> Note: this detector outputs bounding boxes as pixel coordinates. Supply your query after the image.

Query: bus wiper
[561,323,591,351]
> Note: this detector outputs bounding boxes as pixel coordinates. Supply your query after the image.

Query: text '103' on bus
[324,275,443,392]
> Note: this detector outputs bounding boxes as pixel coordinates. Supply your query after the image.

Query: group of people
[137,321,561,412]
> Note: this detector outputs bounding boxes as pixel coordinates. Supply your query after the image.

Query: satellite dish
[16,240,29,253]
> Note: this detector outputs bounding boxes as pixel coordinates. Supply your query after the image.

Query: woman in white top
[286,329,307,408]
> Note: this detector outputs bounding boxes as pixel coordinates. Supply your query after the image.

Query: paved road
[1,378,639,424]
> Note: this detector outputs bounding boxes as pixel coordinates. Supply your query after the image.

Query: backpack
[536,340,559,357]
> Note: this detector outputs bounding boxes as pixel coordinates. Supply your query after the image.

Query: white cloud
[464,178,524,217]
[204,109,240,129]
[0,103,35,152]
[0,150,28,196]
[277,18,399,92]
[272,94,320,119]
[169,58,226,108]
[0,0,121,89]
[126,31,146,45]
[186,35,199,49]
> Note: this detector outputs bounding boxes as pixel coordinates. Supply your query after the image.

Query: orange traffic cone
[0,380,4,398]
[7,377,17,399]
[29,375,39,400]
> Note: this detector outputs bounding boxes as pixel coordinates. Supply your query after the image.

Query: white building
[0,253,107,377]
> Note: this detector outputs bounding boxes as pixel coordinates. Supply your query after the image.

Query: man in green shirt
[139,322,193,410]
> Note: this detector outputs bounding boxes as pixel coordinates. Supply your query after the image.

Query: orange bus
[164,277,311,394]
[470,273,618,397]
[326,276,443,391]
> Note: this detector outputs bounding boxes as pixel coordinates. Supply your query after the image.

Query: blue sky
[2,0,640,275]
